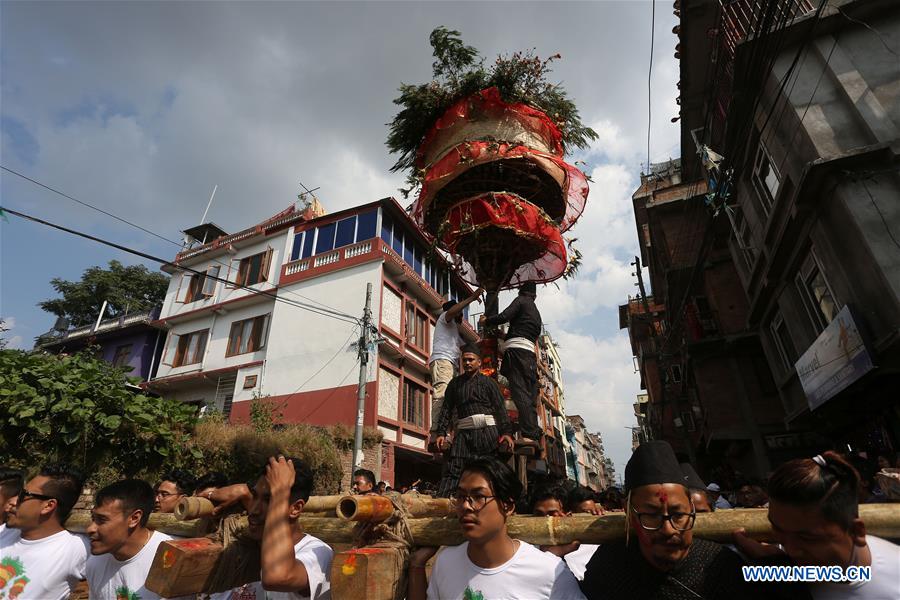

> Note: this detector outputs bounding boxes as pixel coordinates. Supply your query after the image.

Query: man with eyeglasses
[153,469,195,514]
[407,456,584,600]
[0,469,23,531]
[579,441,755,599]
[0,463,90,600]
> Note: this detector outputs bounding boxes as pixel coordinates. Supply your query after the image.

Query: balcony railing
[282,239,375,278]
[719,0,815,61]
[56,307,160,340]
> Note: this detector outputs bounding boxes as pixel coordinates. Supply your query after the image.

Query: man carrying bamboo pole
[432,344,515,498]
[407,456,585,600]
[84,479,173,600]
[212,456,333,600]
[0,463,89,600]
[578,441,760,599]
[733,452,900,599]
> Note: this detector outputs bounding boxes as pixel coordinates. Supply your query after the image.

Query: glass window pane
[381,210,393,246]
[808,269,837,325]
[392,227,404,255]
[187,333,201,363]
[302,229,315,258]
[291,231,304,261]
[335,217,356,248]
[413,247,423,276]
[315,222,336,254]
[247,254,262,285]
[357,210,378,242]
[240,320,254,354]
[404,238,415,266]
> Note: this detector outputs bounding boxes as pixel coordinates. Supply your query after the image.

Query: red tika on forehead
[657,489,668,505]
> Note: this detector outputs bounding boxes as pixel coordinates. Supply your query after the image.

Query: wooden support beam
[331,548,406,600]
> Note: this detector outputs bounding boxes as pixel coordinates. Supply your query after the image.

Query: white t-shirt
[564,543,599,581]
[810,536,900,600]
[430,312,462,365]
[0,526,89,600]
[427,540,586,600]
[210,534,333,600]
[85,529,171,600]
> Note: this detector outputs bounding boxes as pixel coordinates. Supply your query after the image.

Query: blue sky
[1,1,680,477]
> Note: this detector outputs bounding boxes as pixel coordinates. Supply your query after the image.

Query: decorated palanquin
[410,87,589,291]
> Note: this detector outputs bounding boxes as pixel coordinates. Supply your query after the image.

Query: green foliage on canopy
[386,27,598,175]
[39,260,169,328]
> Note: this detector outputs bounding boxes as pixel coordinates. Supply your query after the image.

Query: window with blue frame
[413,247,423,277]
[381,210,393,246]
[392,227,404,256]
[335,217,356,249]
[302,229,315,258]
[316,222,336,254]
[404,239,414,266]
[357,210,378,241]
[291,230,305,261]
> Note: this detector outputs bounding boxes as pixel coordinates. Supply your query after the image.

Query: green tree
[0,349,198,482]
[39,260,169,327]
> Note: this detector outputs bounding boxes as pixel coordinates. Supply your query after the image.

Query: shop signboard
[795,305,874,410]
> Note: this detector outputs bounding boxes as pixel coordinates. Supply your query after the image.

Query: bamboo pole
[73,504,900,547]
[338,495,395,522]
[300,504,900,546]
[175,496,215,520]
[65,510,211,538]
[304,495,345,513]
[336,494,455,521]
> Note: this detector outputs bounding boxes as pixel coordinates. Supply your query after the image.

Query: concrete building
[565,415,611,491]
[677,0,900,462]
[147,198,476,487]
[620,158,792,480]
[536,331,569,479]
[40,307,165,382]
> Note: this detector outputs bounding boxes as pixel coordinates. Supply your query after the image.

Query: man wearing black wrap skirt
[432,344,515,498]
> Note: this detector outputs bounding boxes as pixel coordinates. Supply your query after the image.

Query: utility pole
[632,256,651,314]
[351,283,373,478]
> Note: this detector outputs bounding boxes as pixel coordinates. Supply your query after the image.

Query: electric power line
[0,205,361,326]
[646,0,656,175]
[0,164,354,320]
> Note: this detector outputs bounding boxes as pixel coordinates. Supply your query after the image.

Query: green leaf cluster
[386,27,598,175]
[39,260,169,328]
[0,349,198,482]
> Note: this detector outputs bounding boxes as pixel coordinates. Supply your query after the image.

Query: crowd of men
[1,439,898,599]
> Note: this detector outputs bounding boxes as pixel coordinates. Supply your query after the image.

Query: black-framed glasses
[17,489,56,504]
[630,504,696,531]
[451,493,496,512]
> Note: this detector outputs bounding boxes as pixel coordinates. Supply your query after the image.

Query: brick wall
[337,444,382,492]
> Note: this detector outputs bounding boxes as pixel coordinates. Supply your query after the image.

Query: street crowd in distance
[1,442,899,600]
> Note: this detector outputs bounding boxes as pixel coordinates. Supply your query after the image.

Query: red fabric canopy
[440,192,568,290]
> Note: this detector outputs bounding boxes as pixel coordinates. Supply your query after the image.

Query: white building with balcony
[148,197,475,486]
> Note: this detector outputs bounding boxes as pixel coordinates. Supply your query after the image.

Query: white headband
[812,455,827,467]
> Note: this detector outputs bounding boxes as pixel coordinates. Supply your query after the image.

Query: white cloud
[1,316,26,350]
[554,330,641,482]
